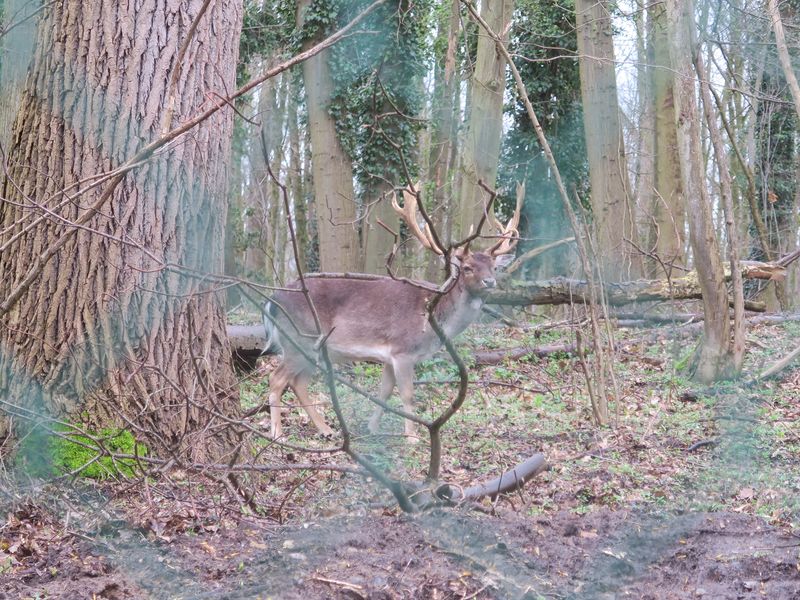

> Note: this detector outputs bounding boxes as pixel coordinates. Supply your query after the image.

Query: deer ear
[493,253,515,271]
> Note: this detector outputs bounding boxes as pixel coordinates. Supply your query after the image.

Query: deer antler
[391,186,444,255]
[487,182,523,257]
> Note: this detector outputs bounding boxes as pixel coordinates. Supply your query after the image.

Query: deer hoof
[317,426,335,438]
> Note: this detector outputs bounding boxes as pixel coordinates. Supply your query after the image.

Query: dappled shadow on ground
[2,498,799,599]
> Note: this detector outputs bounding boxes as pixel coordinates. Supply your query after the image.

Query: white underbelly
[329,343,393,364]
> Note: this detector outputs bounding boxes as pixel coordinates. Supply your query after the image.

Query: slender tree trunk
[362,180,396,274]
[696,50,745,373]
[575,0,642,281]
[0,0,244,460]
[766,0,800,309]
[666,0,733,382]
[243,77,273,279]
[298,0,360,272]
[0,0,37,149]
[635,4,655,253]
[456,0,514,241]
[648,1,685,278]
[767,0,800,123]
[287,78,307,276]
[426,0,460,280]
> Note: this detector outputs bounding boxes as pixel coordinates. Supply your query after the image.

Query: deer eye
[463,266,473,273]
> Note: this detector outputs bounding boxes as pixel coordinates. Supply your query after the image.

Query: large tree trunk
[648,1,686,278]
[666,0,733,382]
[575,0,641,281]
[456,0,514,241]
[298,0,360,273]
[0,0,244,461]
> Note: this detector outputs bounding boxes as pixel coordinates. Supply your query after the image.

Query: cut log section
[228,324,265,371]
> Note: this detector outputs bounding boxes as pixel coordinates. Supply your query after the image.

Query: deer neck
[433,277,484,339]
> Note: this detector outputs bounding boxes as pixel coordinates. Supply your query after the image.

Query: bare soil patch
[2,499,799,599]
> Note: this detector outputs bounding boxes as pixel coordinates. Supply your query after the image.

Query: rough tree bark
[298,0,360,273]
[0,0,244,461]
[456,0,514,241]
[666,0,733,382]
[575,0,642,281]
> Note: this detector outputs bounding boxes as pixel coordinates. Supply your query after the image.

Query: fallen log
[228,324,265,371]
[437,453,548,502]
[473,343,576,365]
[472,312,800,367]
[487,260,784,307]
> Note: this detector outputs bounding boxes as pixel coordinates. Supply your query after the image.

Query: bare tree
[426,0,461,280]
[297,0,360,273]
[575,0,642,281]
[456,0,514,241]
[666,0,733,382]
[648,1,686,278]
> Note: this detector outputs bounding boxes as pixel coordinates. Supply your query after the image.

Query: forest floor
[3,309,800,599]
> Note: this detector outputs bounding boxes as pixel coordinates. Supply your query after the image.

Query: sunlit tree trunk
[0,0,244,460]
[298,0,360,273]
[456,0,514,241]
[575,0,642,281]
[667,0,733,382]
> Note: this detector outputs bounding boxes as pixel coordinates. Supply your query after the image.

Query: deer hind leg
[291,370,334,437]
[393,359,420,444]
[267,363,292,439]
[368,363,396,434]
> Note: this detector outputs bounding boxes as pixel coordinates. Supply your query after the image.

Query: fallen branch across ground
[438,453,548,502]
[488,260,784,308]
[753,342,800,381]
[472,343,576,365]
[472,313,800,366]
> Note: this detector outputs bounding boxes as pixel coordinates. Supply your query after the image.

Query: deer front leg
[266,365,291,439]
[368,364,396,433]
[292,373,334,437]
[393,360,419,444]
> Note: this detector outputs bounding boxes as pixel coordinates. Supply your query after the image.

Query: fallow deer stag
[262,185,521,442]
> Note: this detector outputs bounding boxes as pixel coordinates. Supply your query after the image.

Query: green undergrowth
[16,425,147,480]
[241,315,800,527]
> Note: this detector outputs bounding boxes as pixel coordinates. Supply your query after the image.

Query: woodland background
[2,0,800,597]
